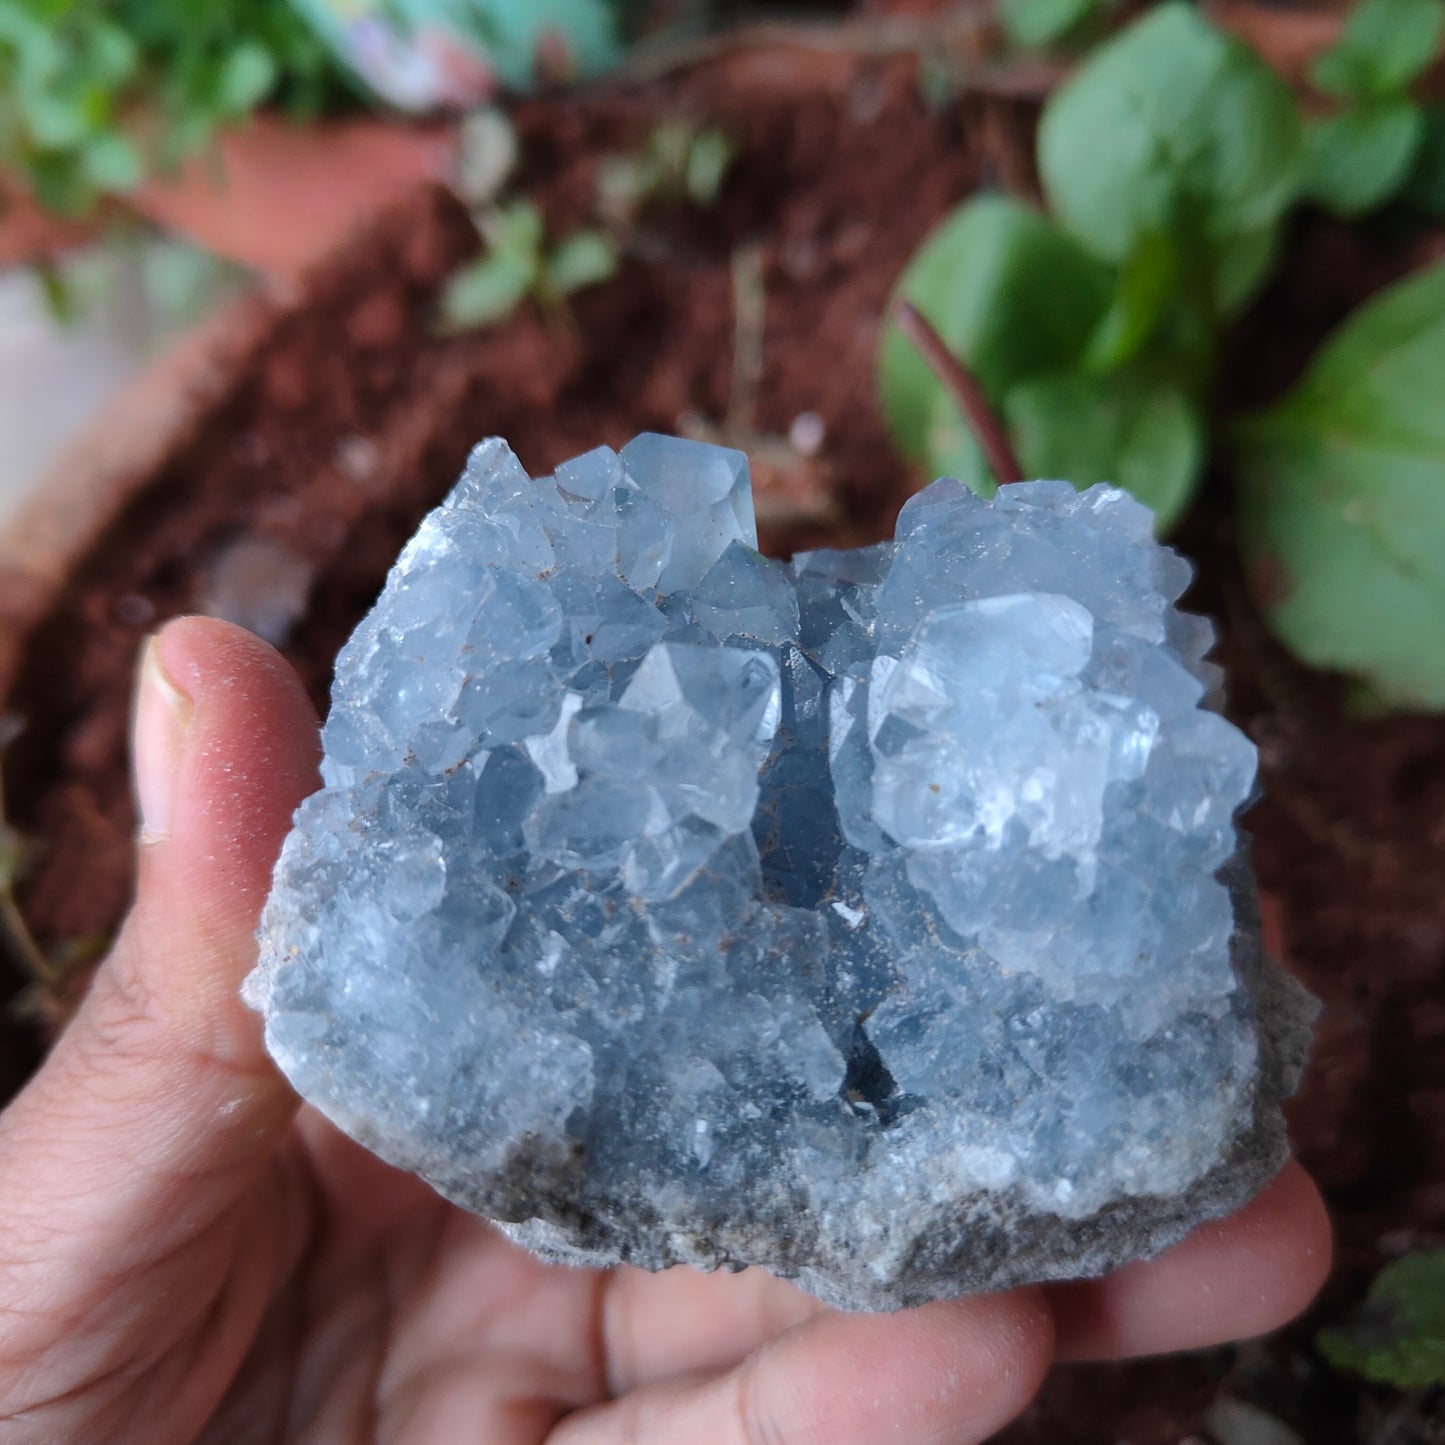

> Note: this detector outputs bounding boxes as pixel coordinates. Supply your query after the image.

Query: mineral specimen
[247,434,1315,1311]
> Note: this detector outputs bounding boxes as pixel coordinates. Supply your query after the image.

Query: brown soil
[2,36,1443,1445]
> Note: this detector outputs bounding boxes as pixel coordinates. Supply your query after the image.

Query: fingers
[571,1157,1326,1445]
[1048,1160,1332,1361]
[554,1288,1053,1445]
[601,1266,825,1396]
[0,618,319,1326]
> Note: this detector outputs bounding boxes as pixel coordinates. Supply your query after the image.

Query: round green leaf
[438,253,536,332]
[919,372,1202,531]
[1215,219,1281,316]
[1236,261,1445,709]
[455,108,520,209]
[685,130,733,208]
[482,200,547,264]
[878,195,1112,465]
[1300,102,1425,217]
[1319,1251,1445,1388]
[81,132,143,193]
[1311,0,1444,101]
[1038,3,1301,263]
[216,42,279,116]
[548,229,620,296]
[87,20,140,88]
[1004,371,1203,531]
[21,86,92,149]
[999,0,1100,48]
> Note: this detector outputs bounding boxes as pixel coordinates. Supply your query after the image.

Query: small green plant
[1235,261,1445,709]
[438,199,619,332]
[880,2,1300,532]
[596,120,735,229]
[1299,0,1445,216]
[1319,1250,1445,1388]
[0,0,347,215]
[997,0,1115,49]
[881,0,1445,707]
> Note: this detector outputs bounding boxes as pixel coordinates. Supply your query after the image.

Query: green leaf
[878,195,1113,465]
[921,371,1202,530]
[547,229,620,296]
[215,41,278,115]
[86,20,140,88]
[1084,232,1178,371]
[685,129,734,208]
[81,131,143,193]
[20,87,92,149]
[1311,0,1444,101]
[919,389,996,497]
[455,108,519,209]
[0,0,351,221]
[999,0,1100,48]
[24,151,95,217]
[1038,3,1302,264]
[438,253,536,332]
[1403,103,1445,212]
[1007,371,1203,530]
[1215,220,1282,316]
[1300,102,1425,216]
[649,121,694,182]
[1236,261,1445,709]
[1319,1251,1445,1387]
[481,200,547,266]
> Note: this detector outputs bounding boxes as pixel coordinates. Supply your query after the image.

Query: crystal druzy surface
[248,434,1314,1310]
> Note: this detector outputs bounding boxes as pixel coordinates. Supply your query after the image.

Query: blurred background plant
[879,0,1445,709]
[0,0,349,215]
[1319,1250,1445,1390]
[0,0,841,221]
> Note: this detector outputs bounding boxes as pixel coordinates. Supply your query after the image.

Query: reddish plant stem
[890,299,1025,486]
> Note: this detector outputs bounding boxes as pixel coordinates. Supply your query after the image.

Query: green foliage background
[879,0,1445,709]
[0,0,349,214]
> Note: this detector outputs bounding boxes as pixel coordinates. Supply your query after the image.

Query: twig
[728,241,767,434]
[890,299,1024,485]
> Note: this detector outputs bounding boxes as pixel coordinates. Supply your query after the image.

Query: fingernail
[133,634,193,842]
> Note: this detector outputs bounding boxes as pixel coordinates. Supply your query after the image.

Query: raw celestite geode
[246,434,1315,1310]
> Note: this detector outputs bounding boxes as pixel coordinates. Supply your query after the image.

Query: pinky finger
[550,1288,1053,1445]
[1047,1160,1332,1363]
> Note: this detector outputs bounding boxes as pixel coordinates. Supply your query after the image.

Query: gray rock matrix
[247,433,1315,1311]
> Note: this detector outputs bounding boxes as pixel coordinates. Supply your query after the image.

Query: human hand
[0,618,1332,1444]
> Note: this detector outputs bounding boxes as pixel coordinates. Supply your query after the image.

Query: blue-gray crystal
[247,434,1315,1310]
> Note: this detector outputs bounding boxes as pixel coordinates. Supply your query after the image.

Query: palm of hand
[181,1112,1051,1445]
[0,621,1330,1445]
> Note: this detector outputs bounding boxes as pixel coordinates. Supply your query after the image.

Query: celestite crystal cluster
[247,434,1314,1310]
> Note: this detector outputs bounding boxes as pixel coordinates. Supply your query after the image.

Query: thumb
[0,617,319,1331]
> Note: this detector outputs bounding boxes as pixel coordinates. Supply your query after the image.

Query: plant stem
[890,299,1025,486]
[727,242,766,434]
